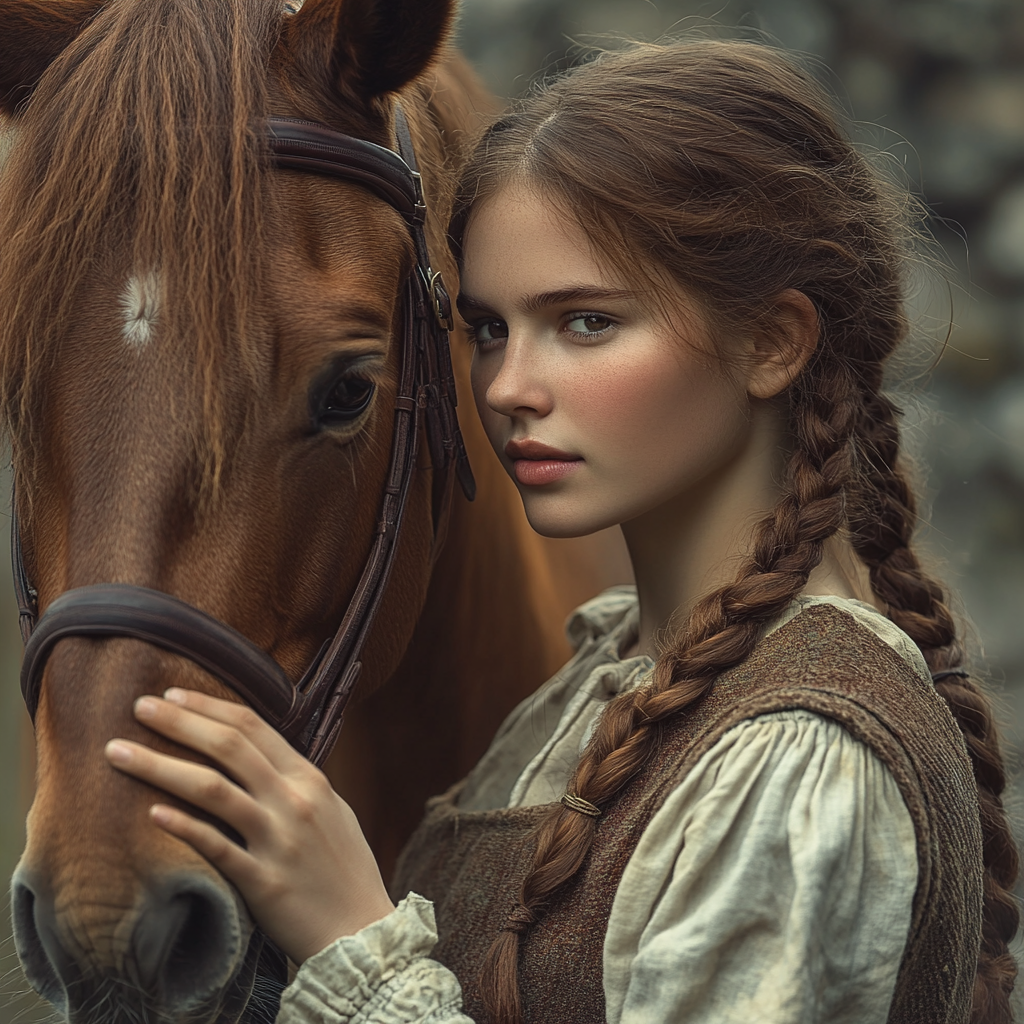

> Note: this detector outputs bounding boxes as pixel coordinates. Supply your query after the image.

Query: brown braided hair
[449,40,1018,1024]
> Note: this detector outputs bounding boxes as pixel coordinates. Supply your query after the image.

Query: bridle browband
[12,105,475,768]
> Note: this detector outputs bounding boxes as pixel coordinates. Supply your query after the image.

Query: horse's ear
[285,0,456,100]
[0,0,103,115]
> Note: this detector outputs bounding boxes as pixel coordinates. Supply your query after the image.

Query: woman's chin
[521,499,622,540]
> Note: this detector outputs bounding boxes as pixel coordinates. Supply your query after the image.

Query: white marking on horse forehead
[120,271,161,348]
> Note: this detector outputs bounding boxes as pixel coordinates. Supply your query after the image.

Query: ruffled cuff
[277,893,466,1023]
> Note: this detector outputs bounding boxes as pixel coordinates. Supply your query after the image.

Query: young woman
[105,39,1018,1024]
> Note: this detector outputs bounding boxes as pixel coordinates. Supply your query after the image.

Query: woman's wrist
[294,887,398,964]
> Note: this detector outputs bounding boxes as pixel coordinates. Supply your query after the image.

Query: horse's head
[0,0,462,1018]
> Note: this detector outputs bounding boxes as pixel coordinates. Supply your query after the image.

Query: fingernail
[135,697,158,719]
[163,688,186,704]
[106,740,132,764]
[150,805,173,826]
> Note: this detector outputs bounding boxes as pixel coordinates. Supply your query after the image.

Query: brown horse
[0,0,628,1020]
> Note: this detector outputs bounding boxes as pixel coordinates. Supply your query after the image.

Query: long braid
[850,393,1019,1023]
[478,356,863,1024]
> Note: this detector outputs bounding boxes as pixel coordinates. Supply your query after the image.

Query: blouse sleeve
[277,894,473,1024]
[603,709,918,1024]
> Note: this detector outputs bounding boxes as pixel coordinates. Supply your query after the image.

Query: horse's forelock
[0,0,284,501]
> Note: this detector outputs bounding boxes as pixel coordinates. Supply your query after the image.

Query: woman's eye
[320,376,375,424]
[469,319,509,347]
[565,314,614,336]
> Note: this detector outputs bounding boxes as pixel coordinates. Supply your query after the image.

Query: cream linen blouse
[278,590,921,1024]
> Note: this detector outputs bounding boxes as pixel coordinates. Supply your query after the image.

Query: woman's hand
[104,688,395,965]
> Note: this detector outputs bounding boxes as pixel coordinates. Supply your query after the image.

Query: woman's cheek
[563,349,680,460]
[573,346,745,484]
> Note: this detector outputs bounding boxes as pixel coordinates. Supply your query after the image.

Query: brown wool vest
[392,604,984,1024]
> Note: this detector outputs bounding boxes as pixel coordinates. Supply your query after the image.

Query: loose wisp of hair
[449,39,1018,1024]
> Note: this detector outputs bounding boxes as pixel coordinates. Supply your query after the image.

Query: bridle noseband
[13,105,475,767]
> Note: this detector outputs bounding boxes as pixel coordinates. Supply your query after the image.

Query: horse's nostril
[11,871,71,1014]
[133,874,244,1011]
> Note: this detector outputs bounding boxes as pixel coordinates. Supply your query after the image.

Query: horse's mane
[0,0,283,496]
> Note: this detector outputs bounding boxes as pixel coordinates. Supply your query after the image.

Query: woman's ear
[745,288,819,400]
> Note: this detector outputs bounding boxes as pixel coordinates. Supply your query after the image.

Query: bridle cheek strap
[14,103,474,767]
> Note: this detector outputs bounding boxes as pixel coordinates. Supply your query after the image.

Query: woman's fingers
[129,694,291,796]
[160,688,303,775]
[105,739,269,841]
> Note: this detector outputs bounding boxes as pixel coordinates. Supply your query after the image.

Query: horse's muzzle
[11,863,252,1019]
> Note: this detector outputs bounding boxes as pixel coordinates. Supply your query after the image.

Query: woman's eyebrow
[457,286,636,318]
[522,287,637,312]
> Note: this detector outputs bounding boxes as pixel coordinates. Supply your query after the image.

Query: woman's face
[459,185,757,539]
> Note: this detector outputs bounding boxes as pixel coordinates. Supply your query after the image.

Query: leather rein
[12,105,475,767]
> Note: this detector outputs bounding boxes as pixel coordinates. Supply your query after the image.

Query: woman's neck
[619,402,878,659]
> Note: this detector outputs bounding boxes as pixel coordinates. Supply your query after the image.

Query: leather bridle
[12,105,475,768]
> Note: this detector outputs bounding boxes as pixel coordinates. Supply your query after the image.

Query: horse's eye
[320,376,375,424]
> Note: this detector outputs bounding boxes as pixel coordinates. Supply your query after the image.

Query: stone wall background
[2,0,1023,1018]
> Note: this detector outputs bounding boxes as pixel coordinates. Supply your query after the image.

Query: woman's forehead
[461,186,630,301]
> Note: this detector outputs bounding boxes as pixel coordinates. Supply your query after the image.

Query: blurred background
[3,0,1023,1018]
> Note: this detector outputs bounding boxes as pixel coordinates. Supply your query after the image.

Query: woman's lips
[514,458,582,486]
[505,439,583,487]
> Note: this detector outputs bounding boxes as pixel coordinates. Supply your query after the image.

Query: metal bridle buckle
[428,271,454,333]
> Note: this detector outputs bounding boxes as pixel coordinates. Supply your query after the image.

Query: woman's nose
[483,339,553,419]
